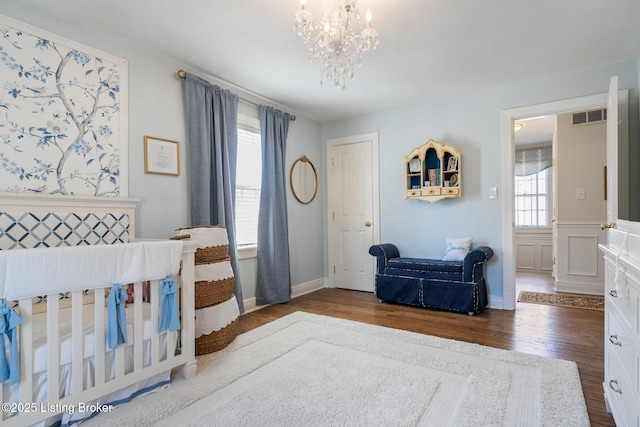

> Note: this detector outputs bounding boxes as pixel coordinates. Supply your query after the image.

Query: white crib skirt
[3,302,175,426]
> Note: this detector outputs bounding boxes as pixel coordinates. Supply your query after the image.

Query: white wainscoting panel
[515,228,552,273]
[567,235,599,276]
[516,243,535,270]
[556,222,605,295]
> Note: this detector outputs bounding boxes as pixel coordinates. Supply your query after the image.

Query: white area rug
[84,311,590,426]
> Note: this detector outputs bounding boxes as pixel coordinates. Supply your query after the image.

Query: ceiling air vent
[572,108,607,126]
[572,112,587,125]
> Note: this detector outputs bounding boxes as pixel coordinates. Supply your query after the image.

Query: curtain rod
[177,70,296,121]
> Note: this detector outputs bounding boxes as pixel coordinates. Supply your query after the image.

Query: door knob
[601,223,616,230]
[365,221,372,227]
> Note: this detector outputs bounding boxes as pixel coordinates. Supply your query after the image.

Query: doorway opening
[501,93,610,310]
[513,114,556,298]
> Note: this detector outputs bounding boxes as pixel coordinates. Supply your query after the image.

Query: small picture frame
[408,158,421,173]
[144,136,180,176]
[449,173,459,187]
[447,157,458,171]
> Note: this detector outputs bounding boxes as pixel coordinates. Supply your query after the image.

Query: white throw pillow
[443,237,472,261]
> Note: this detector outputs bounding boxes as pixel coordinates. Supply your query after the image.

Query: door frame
[326,132,381,288]
[501,93,609,310]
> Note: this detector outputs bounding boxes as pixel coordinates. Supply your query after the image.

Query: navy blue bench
[368,243,493,315]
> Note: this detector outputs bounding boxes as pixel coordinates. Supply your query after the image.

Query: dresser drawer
[605,347,636,427]
[441,187,459,195]
[607,309,634,383]
[605,275,637,332]
[422,187,441,196]
[406,189,421,198]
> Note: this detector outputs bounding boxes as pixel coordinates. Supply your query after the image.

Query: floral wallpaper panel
[0,14,127,197]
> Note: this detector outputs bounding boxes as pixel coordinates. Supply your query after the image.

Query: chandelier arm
[343,35,372,53]
[298,25,325,44]
[343,9,352,35]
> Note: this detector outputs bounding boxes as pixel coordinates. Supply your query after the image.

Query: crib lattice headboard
[0,192,138,250]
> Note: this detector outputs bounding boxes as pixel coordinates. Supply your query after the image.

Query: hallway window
[236,116,261,250]
[515,168,549,227]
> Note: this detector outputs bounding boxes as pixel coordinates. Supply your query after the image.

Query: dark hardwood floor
[238,272,615,426]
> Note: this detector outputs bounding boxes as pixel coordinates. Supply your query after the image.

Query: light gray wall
[286,117,324,291]
[321,60,640,306]
[0,5,325,304]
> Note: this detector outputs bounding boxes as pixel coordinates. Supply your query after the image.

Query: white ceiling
[5,0,640,123]
[514,116,556,147]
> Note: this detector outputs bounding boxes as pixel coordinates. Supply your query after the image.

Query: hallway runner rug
[518,290,604,311]
[83,311,589,427]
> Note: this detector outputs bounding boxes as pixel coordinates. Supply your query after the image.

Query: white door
[551,124,558,279]
[327,133,380,292]
[606,76,619,226]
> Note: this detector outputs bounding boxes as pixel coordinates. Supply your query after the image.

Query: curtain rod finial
[290,115,296,121]
[177,70,187,79]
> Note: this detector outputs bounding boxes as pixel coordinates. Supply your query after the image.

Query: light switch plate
[489,187,498,199]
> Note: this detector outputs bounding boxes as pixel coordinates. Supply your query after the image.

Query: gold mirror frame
[290,155,318,204]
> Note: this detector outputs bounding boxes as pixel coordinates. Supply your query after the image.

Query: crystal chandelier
[294,0,380,91]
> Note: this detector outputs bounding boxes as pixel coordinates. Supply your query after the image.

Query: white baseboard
[242,278,326,314]
[243,278,510,313]
[555,280,604,296]
[292,278,326,298]
[488,295,504,310]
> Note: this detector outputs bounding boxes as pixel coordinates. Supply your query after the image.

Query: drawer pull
[608,380,622,394]
[609,335,622,346]
[608,290,618,298]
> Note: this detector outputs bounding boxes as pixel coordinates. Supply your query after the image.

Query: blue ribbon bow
[158,277,180,332]
[0,298,22,384]
[107,284,128,350]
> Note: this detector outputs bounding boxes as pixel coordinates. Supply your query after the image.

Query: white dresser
[600,229,640,427]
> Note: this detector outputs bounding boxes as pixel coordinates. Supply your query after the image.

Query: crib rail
[0,242,196,426]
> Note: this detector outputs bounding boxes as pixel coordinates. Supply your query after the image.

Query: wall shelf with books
[404,139,461,203]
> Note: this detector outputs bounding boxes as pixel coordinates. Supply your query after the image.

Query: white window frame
[236,114,261,259]
[515,168,552,228]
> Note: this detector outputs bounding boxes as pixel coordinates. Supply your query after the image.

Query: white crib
[0,193,197,426]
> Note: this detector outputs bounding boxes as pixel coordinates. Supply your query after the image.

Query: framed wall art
[144,136,180,176]
[447,157,458,171]
[0,14,129,197]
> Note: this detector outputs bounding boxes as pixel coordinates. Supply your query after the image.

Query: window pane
[237,128,262,188]
[538,171,547,194]
[538,196,548,226]
[514,168,550,227]
[236,125,261,246]
[515,175,536,195]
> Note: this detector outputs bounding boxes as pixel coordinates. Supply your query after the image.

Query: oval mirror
[290,155,318,204]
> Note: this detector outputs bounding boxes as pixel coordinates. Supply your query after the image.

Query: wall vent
[572,108,607,126]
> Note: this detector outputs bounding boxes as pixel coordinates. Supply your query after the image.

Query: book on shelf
[428,169,436,186]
